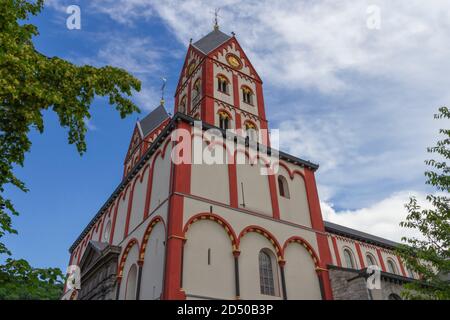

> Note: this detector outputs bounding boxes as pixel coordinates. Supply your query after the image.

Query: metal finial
[160,77,167,106]
[231,31,235,37]
[213,8,221,31]
[189,38,192,44]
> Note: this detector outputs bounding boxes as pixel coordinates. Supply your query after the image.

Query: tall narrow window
[179,95,187,114]
[277,175,290,199]
[343,248,355,269]
[217,75,229,94]
[366,253,377,267]
[259,250,275,296]
[125,264,137,300]
[244,121,258,141]
[242,86,253,105]
[219,111,230,130]
[387,259,398,274]
[193,78,201,102]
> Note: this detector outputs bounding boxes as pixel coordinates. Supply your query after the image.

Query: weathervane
[212,8,221,31]
[160,77,166,106]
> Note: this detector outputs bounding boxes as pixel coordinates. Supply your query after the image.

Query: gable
[209,36,262,82]
[175,45,206,95]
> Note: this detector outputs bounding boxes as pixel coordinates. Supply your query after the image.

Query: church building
[62,25,417,300]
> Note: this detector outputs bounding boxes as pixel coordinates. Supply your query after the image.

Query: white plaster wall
[284,243,322,299]
[276,166,311,228]
[183,219,235,299]
[128,168,149,234]
[191,141,230,205]
[239,232,282,300]
[112,188,131,244]
[327,236,337,266]
[236,158,272,216]
[149,143,172,213]
[140,222,166,300]
[183,197,320,255]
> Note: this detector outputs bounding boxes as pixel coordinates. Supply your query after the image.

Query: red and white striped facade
[65,28,415,300]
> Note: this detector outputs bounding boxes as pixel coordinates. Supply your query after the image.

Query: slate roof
[324,221,400,249]
[192,29,231,54]
[138,104,169,137]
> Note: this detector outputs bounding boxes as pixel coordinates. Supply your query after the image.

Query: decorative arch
[282,236,321,269]
[117,238,140,280]
[183,213,238,251]
[238,225,283,260]
[276,161,306,181]
[217,108,233,120]
[234,149,272,168]
[139,216,165,262]
[241,84,254,93]
[216,73,230,83]
[243,119,257,130]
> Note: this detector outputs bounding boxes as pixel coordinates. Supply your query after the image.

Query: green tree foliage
[0,0,141,254]
[0,0,141,298]
[0,258,64,299]
[398,107,450,300]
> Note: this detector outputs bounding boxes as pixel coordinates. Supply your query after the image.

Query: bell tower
[174,25,270,145]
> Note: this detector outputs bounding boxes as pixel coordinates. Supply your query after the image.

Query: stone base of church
[329,265,411,300]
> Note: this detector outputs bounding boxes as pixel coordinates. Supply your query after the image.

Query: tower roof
[192,29,231,54]
[138,104,169,137]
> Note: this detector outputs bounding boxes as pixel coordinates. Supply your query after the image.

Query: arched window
[187,61,196,77]
[217,75,229,94]
[259,250,276,296]
[179,95,187,114]
[343,248,356,269]
[244,121,258,141]
[125,264,138,300]
[242,86,254,105]
[193,78,201,102]
[103,220,111,242]
[218,111,230,130]
[278,175,290,199]
[366,253,377,267]
[387,259,398,275]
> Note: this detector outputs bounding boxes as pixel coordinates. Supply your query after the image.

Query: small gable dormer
[123,105,170,179]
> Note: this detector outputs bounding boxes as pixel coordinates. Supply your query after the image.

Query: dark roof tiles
[192,29,231,54]
[138,104,169,137]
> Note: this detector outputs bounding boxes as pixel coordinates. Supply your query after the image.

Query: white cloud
[78,0,448,237]
[321,190,426,242]
[80,36,163,76]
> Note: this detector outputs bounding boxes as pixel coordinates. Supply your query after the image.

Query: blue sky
[3,0,450,271]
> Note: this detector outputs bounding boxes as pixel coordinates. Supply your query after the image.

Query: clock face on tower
[226,53,242,70]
